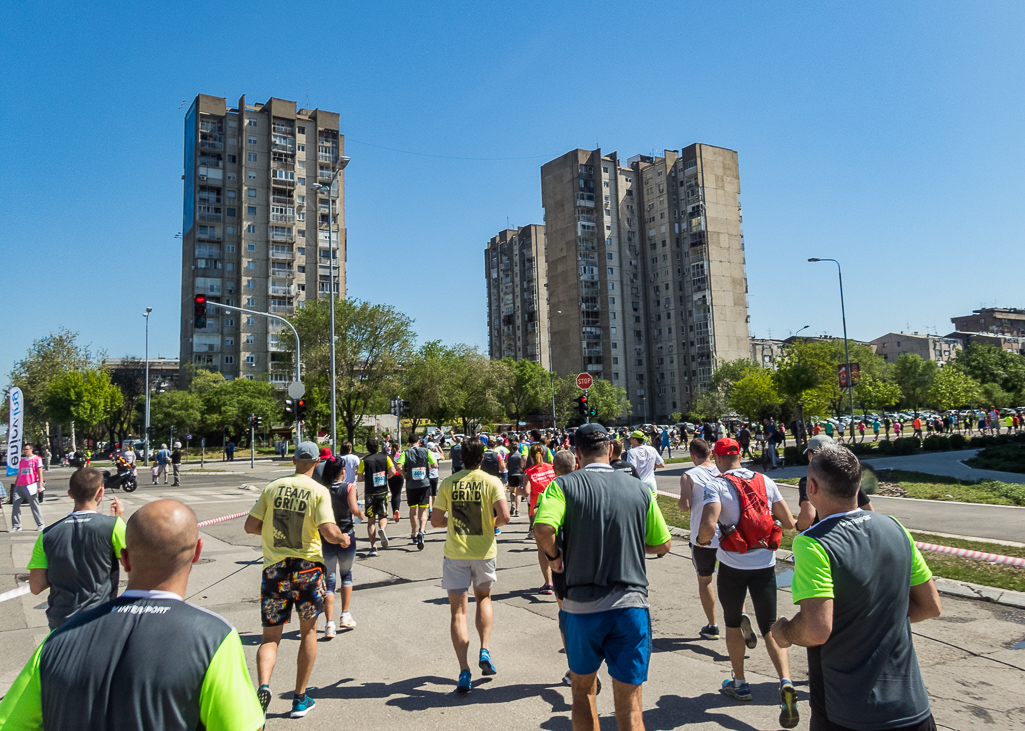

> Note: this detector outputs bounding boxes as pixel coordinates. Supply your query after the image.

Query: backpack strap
[721,472,771,513]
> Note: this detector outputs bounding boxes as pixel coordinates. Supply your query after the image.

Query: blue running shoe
[290,693,316,718]
[456,669,472,693]
[720,678,752,702]
[479,648,497,676]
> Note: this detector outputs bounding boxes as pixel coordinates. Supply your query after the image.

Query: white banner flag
[7,387,23,477]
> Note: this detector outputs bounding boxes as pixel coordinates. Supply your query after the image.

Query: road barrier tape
[654,491,1025,568]
[196,510,250,528]
[0,586,31,604]
[914,542,1025,568]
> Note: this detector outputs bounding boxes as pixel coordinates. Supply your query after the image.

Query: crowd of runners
[0,426,943,731]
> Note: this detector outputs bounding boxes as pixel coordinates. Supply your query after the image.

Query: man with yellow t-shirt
[431,437,510,693]
[244,441,350,720]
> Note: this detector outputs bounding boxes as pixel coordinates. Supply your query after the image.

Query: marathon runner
[27,467,126,629]
[609,439,640,479]
[320,456,365,638]
[676,439,722,640]
[626,430,664,493]
[506,436,525,518]
[358,438,395,556]
[0,500,264,731]
[396,432,438,550]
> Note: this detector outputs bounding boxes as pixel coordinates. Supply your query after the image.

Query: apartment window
[247,119,257,127]
[297,195,305,204]
[613,373,620,381]
[225,318,234,326]
[298,229,305,237]
[297,177,305,186]
[608,267,614,275]
[297,143,305,152]
[247,190,256,197]
[226,245,235,253]
[245,335,255,345]
[247,171,256,179]
[246,296,255,306]
[225,262,234,271]
[608,283,614,290]
[609,296,615,305]
[224,356,235,364]
[296,125,305,134]
[227,173,236,181]
[297,265,305,273]
[607,253,613,260]
[246,317,255,326]
[297,161,305,169]
[224,337,234,346]
[246,261,255,270]
[246,224,256,233]
[226,208,235,218]
[245,280,254,290]
[227,155,237,164]
[225,226,235,235]
[247,153,257,162]
[225,191,236,200]
[247,136,257,144]
[247,243,255,252]
[245,355,256,365]
[297,247,305,255]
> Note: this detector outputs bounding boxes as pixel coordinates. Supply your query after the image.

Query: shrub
[847,442,875,456]
[784,446,807,466]
[922,435,951,451]
[876,439,895,455]
[949,433,967,450]
[892,437,921,456]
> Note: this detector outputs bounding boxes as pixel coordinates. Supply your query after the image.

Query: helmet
[173,442,182,448]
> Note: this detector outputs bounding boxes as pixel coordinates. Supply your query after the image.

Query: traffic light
[589,406,597,418]
[296,398,307,421]
[577,394,588,416]
[255,415,263,428]
[285,399,294,415]
[194,294,207,329]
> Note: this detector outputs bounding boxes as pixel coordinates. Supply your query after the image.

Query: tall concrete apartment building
[485,225,549,364]
[540,145,750,422]
[179,94,345,385]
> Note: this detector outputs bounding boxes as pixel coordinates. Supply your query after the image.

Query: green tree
[501,358,553,426]
[202,378,279,445]
[954,343,1025,402]
[893,354,937,416]
[279,298,415,443]
[773,343,820,451]
[730,369,781,421]
[189,368,227,395]
[100,358,147,448]
[150,391,203,438]
[453,351,507,433]
[44,369,123,449]
[853,375,903,417]
[403,341,463,434]
[587,378,632,424]
[7,329,92,446]
[928,366,981,411]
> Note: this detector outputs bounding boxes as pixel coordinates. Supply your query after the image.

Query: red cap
[319,447,333,459]
[713,438,741,456]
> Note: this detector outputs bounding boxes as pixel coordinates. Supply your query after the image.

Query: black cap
[575,423,609,446]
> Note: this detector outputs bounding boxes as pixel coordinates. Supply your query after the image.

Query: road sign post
[576,373,594,424]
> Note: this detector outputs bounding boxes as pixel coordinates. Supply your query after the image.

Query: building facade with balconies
[539,144,751,422]
[179,94,345,385]
[485,225,549,364]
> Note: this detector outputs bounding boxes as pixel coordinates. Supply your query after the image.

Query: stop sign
[576,373,593,390]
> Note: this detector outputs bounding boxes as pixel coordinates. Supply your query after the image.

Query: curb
[664,527,1025,610]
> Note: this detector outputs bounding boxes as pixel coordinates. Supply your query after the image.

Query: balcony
[268,284,295,297]
[272,139,296,154]
[271,158,295,171]
[270,268,294,279]
[272,124,294,135]
[270,176,295,189]
[195,245,221,259]
[270,247,295,260]
[269,231,294,243]
[318,153,339,164]
[270,213,295,224]
[199,136,224,151]
[196,230,222,242]
[269,304,294,315]
[317,169,333,180]
[197,205,222,223]
[267,334,286,352]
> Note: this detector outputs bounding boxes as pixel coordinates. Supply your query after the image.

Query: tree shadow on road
[651,636,730,662]
[644,690,776,730]
[313,674,573,713]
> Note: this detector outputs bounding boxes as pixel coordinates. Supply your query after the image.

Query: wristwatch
[695,537,711,547]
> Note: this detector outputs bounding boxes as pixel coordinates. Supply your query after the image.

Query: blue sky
[2,1,1022,384]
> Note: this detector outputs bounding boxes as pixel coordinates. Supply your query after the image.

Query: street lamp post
[808,258,856,439]
[312,155,350,453]
[143,307,152,465]
[547,310,562,429]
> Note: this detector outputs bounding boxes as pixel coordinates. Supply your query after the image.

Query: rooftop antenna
[178,99,187,109]
[305,82,310,110]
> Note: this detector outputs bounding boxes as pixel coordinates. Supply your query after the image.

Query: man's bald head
[125,500,200,583]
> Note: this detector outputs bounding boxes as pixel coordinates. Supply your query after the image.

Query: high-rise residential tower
[179,94,345,385]
[485,225,549,364]
[539,144,750,421]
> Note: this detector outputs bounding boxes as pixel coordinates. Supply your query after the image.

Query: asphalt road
[2,463,1024,729]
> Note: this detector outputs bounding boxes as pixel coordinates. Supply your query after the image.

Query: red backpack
[718,472,783,554]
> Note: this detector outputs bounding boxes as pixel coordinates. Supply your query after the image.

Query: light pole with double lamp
[311,155,350,453]
[808,258,856,439]
[143,307,152,465]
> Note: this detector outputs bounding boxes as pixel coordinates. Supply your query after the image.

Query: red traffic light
[194,294,206,304]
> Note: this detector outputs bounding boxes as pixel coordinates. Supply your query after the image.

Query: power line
[344,138,555,161]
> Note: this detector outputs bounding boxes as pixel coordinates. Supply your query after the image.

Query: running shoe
[257,685,271,715]
[562,670,572,686]
[719,678,752,702]
[410,535,418,545]
[339,613,356,629]
[416,531,425,551]
[290,693,315,718]
[538,583,554,595]
[739,613,758,649]
[779,681,800,729]
[699,624,721,640]
[367,548,378,557]
[324,622,336,640]
[456,669,472,693]
[379,531,389,548]
[393,509,400,522]
[526,530,534,540]
[478,648,497,675]
[494,527,501,536]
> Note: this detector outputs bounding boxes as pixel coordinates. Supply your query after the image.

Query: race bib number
[411,467,427,481]
[373,471,386,487]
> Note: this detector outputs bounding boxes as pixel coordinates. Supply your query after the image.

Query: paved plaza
[2,463,1024,729]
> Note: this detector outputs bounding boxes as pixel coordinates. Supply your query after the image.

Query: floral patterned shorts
[261,558,326,627]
